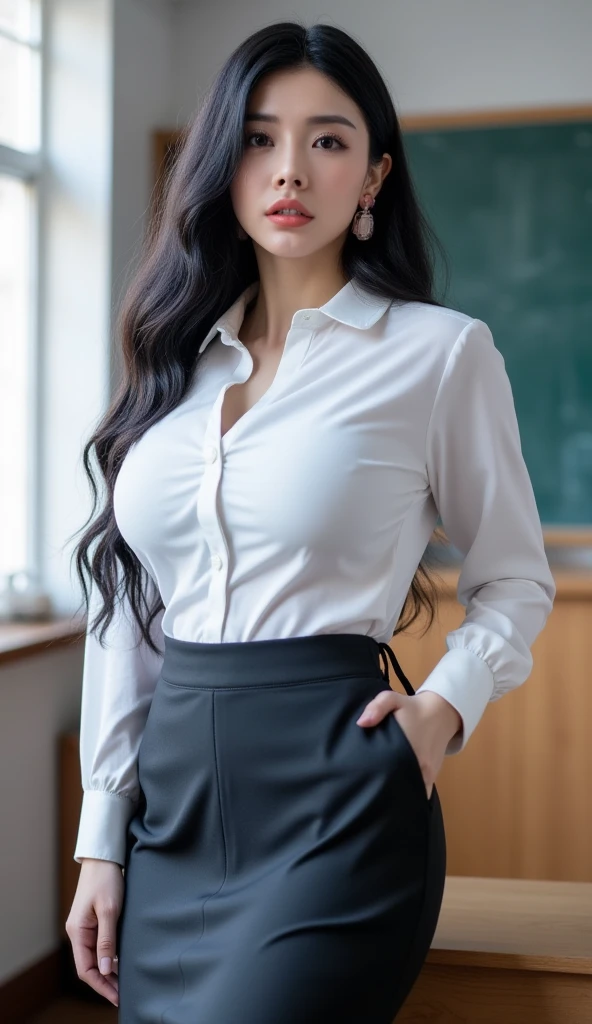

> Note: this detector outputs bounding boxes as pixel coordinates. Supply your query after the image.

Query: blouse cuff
[73,789,137,867]
[415,647,495,755]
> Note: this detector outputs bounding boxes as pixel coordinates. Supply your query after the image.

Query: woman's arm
[417,317,556,755]
[73,570,165,866]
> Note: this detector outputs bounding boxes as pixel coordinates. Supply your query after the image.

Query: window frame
[0,0,45,581]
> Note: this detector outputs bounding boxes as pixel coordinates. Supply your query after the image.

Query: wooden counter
[398,875,592,1022]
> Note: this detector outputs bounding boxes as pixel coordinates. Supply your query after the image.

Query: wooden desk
[399,875,592,1022]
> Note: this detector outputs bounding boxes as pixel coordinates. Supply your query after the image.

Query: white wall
[39,0,173,617]
[110,0,173,380]
[40,0,114,615]
[171,0,592,125]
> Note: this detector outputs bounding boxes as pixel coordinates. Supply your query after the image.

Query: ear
[364,152,393,196]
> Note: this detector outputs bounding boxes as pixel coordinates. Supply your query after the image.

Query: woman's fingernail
[100,957,111,974]
[357,713,373,724]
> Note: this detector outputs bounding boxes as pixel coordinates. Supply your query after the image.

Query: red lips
[265,198,313,217]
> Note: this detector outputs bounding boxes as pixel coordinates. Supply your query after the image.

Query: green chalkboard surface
[403,116,592,526]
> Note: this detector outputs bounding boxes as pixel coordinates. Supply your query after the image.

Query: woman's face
[230,67,391,259]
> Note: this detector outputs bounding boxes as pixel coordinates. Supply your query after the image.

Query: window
[0,0,41,151]
[0,0,42,579]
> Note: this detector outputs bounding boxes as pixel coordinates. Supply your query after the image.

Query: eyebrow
[244,113,357,130]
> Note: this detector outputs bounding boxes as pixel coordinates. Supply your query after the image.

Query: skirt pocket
[387,706,435,811]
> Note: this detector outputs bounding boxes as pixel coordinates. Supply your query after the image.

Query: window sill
[0,615,86,667]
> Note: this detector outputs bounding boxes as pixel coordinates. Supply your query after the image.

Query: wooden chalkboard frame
[150,108,592,548]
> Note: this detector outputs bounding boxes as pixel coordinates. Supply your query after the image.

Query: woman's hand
[65,858,124,1008]
[356,689,462,798]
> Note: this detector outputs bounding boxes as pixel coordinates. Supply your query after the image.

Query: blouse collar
[198,279,392,354]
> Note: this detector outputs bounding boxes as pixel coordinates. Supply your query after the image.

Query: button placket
[196,318,318,641]
[197,380,239,641]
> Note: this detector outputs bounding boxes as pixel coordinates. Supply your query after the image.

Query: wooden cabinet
[58,732,83,939]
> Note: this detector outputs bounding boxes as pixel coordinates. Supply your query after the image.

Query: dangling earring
[351,193,375,241]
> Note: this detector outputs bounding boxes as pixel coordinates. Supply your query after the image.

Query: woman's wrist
[414,690,463,744]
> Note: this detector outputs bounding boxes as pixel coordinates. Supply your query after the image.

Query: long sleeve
[73,570,165,866]
[417,318,556,755]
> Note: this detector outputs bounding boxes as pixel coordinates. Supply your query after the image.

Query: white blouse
[73,278,556,866]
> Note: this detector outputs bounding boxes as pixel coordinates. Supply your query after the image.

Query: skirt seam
[212,689,229,894]
[159,692,229,1024]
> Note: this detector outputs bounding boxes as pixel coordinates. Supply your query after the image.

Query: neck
[239,242,349,349]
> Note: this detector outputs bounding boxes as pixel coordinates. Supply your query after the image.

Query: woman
[65,20,555,1023]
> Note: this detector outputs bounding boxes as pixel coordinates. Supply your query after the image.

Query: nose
[273,171,305,188]
[272,147,308,190]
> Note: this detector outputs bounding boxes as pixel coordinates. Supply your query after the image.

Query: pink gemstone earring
[351,193,375,241]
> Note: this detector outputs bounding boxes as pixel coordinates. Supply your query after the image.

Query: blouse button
[211,553,223,570]
[205,445,218,463]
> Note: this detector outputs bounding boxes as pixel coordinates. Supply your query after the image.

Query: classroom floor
[26,997,117,1023]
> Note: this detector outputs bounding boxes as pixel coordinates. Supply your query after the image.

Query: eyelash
[244,130,347,151]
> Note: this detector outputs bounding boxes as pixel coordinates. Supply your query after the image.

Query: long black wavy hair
[68,19,451,655]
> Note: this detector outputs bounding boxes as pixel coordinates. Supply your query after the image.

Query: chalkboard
[402,115,592,527]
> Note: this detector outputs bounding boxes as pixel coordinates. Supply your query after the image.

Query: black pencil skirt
[116,632,447,1023]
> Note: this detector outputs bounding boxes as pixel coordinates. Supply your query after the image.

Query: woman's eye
[244,131,345,150]
[315,134,345,150]
[245,132,270,147]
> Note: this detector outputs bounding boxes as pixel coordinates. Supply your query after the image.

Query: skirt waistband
[160,632,416,695]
